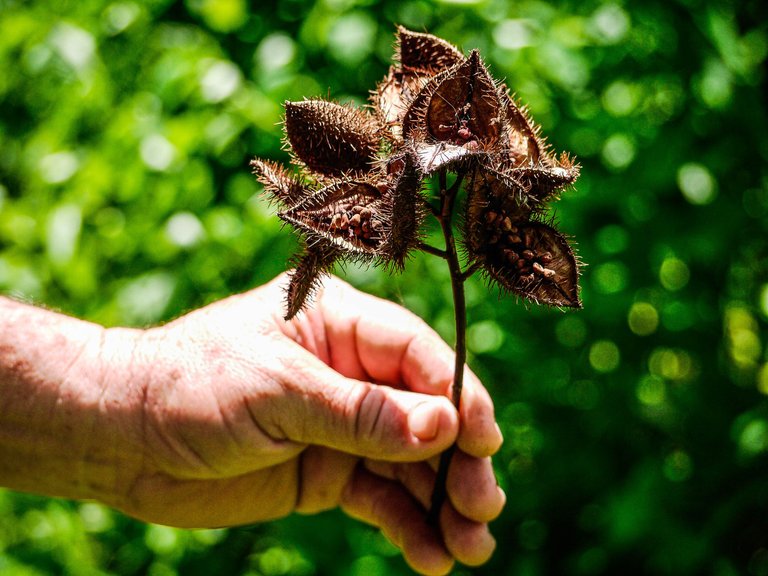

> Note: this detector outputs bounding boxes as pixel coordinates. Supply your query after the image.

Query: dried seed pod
[284,100,382,176]
[402,51,504,174]
[280,179,385,254]
[396,26,464,73]
[284,243,341,320]
[250,159,306,206]
[489,154,581,204]
[482,220,581,308]
[464,167,533,252]
[487,85,582,203]
[378,154,426,269]
[373,27,464,140]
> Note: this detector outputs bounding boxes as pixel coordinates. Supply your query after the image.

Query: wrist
[74,325,149,508]
[0,298,147,508]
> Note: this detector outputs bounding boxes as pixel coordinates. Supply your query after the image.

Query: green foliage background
[1,0,767,574]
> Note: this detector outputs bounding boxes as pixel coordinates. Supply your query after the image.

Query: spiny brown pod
[396,25,464,74]
[481,153,581,205]
[379,154,426,269]
[402,51,504,174]
[285,242,341,320]
[373,26,464,141]
[250,158,306,206]
[464,169,581,308]
[284,100,383,176]
[279,179,388,255]
[475,218,581,308]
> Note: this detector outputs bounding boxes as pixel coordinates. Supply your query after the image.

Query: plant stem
[427,169,468,526]
[418,242,447,259]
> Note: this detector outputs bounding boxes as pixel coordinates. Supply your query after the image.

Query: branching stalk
[427,168,469,525]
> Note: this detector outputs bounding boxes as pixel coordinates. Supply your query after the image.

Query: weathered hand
[97,275,504,575]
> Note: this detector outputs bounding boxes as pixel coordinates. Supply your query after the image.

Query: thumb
[268,353,459,461]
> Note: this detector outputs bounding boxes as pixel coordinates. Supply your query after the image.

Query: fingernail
[409,402,440,441]
[494,422,504,443]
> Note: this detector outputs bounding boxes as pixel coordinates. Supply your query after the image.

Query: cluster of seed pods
[252,25,582,318]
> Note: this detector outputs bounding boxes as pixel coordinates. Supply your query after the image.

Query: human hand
[100,274,504,575]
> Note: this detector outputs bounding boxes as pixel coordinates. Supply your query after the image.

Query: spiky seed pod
[464,169,580,308]
[379,154,425,269]
[373,27,463,143]
[496,85,543,167]
[284,243,341,320]
[373,67,428,142]
[464,166,534,233]
[479,153,581,206]
[395,25,464,73]
[475,218,581,308]
[284,100,382,176]
[279,179,387,255]
[250,158,306,206]
[402,51,504,174]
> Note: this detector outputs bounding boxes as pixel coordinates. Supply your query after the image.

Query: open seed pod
[374,27,464,142]
[402,51,505,174]
[480,152,581,205]
[279,178,388,255]
[464,168,581,308]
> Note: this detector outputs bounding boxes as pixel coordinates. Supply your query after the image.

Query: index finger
[316,277,503,458]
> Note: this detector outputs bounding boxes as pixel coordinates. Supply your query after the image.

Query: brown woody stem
[418,242,448,259]
[427,168,468,526]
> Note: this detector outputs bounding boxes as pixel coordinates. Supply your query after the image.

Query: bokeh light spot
[46,204,82,264]
[589,340,620,373]
[200,60,242,103]
[327,13,377,65]
[189,0,247,33]
[595,224,629,254]
[659,256,690,291]
[48,23,95,72]
[140,134,176,171]
[758,364,768,396]
[589,4,630,44]
[165,212,205,248]
[39,151,79,184]
[468,320,504,354]
[663,450,693,482]
[628,302,659,336]
[117,272,176,325]
[725,305,761,369]
[593,261,629,294]
[494,19,536,50]
[103,2,141,36]
[759,283,768,319]
[696,59,733,109]
[602,80,638,116]
[256,32,297,73]
[648,348,694,381]
[677,162,717,205]
[601,133,636,170]
[737,418,768,457]
[636,374,666,406]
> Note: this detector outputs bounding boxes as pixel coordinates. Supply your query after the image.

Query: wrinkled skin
[105,274,505,575]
